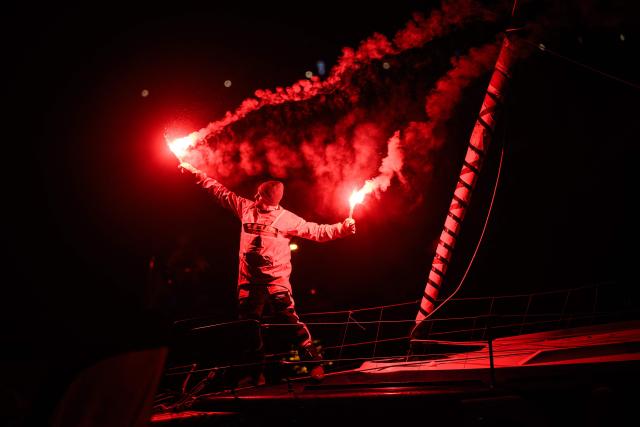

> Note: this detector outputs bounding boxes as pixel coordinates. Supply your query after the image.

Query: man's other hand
[178,162,201,175]
[343,218,356,235]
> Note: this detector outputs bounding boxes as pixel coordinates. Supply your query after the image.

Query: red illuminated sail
[413,35,517,335]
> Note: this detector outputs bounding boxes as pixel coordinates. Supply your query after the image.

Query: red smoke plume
[403,41,501,165]
[174,1,501,216]
[349,130,406,217]
[180,0,492,146]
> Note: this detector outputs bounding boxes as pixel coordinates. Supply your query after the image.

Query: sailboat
[149,28,640,427]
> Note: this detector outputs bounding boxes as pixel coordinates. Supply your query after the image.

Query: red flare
[348,130,403,218]
[167,132,198,161]
[349,180,375,218]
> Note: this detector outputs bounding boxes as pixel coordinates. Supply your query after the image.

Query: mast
[413,34,518,336]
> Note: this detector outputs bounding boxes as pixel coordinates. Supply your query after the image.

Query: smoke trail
[176,1,503,216]
[403,40,501,169]
[184,0,494,145]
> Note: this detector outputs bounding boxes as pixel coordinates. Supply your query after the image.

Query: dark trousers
[237,285,321,379]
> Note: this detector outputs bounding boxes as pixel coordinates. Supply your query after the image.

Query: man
[178,162,356,384]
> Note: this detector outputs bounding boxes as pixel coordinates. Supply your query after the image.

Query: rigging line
[258,306,635,359]
[261,307,608,357]
[445,280,616,301]
[520,37,640,91]
[182,282,621,333]
[172,299,420,325]
[177,279,615,330]
[173,277,613,327]
[423,309,637,337]
[263,309,583,327]
[263,315,488,327]
[265,309,635,357]
[195,311,513,331]
[323,335,409,351]
[511,0,518,18]
[301,300,420,317]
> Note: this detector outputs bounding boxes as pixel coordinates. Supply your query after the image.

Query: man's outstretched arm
[178,162,249,218]
[287,216,356,242]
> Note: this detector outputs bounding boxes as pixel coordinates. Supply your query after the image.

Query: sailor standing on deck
[178,162,356,384]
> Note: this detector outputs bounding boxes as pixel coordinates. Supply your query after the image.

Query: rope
[519,37,640,91]
[172,300,419,327]
[182,281,620,332]
[257,305,634,360]
[300,300,420,317]
[175,281,616,330]
[420,309,640,338]
[446,280,616,301]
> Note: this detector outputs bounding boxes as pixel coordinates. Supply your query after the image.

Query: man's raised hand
[179,162,201,175]
[343,218,356,235]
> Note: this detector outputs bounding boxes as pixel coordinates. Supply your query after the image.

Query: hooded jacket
[198,176,349,292]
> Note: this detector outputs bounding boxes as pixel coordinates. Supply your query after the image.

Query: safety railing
[155,280,639,410]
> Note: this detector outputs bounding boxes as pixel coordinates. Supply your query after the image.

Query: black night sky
[3,1,640,422]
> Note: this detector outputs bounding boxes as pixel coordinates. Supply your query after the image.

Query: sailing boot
[300,342,324,382]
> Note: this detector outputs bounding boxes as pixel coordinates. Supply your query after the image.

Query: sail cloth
[413,35,518,336]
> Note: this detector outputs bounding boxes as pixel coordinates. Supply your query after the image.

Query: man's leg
[269,291,324,381]
[236,286,267,386]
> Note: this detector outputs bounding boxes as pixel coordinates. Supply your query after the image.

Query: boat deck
[152,320,640,425]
